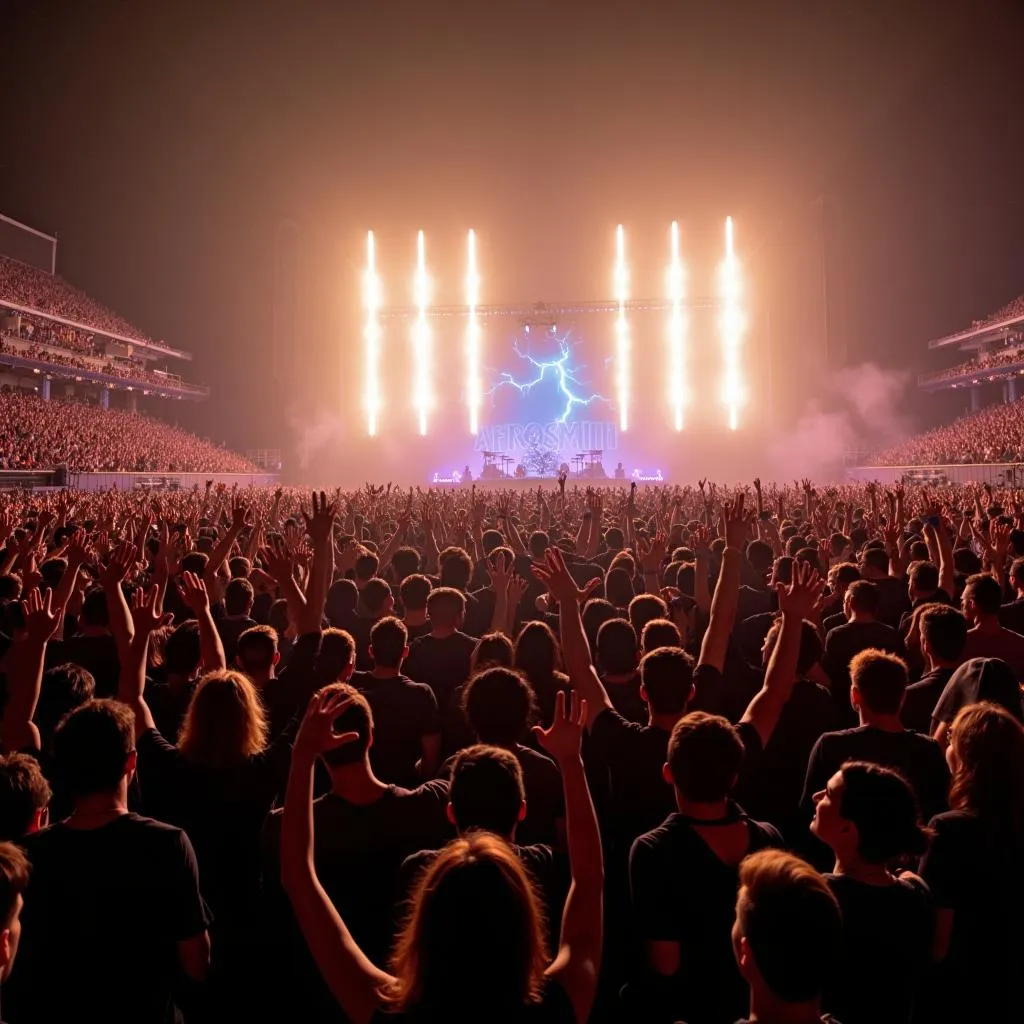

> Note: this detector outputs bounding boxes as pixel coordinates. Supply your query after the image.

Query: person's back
[403,589,477,707]
[810,762,933,1024]
[8,700,210,1024]
[960,571,1024,677]
[919,703,1024,1022]
[629,713,783,1024]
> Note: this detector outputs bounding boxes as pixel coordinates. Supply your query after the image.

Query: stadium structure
[918,293,1024,408]
[0,212,209,408]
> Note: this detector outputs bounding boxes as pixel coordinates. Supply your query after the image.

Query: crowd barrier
[0,470,279,491]
[846,463,1024,486]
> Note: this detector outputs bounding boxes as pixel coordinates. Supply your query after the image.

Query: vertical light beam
[412,229,433,436]
[718,216,746,430]
[666,221,687,430]
[614,224,630,431]
[465,229,482,435]
[362,231,382,436]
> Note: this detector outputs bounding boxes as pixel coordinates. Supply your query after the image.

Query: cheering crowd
[0,391,256,472]
[0,255,154,344]
[871,396,1024,465]
[0,476,1019,1024]
[918,344,1024,384]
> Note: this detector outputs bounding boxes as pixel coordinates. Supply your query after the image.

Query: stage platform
[429,473,664,489]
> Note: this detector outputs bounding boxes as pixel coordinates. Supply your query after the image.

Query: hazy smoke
[764,362,912,480]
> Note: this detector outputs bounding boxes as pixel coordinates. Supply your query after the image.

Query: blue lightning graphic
[487,336,609,424]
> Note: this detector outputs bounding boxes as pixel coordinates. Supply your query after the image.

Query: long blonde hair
[385,832,549,1019]
[178,669,268,769]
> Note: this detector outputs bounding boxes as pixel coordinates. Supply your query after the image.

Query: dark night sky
[2,0,1023,453]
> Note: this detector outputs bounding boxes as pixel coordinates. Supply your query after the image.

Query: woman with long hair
[514,620,570,729]
[117,579,310,1013]
[919,702,1024,1022]
[282,689,603,1023]
[810,761,933,1024]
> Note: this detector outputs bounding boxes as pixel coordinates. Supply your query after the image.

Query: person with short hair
[822,579,905,724]
[350,616,441,787]
[731,849,844,1024]
[960,572,1024,676]
[901,604,967,733]
[279,686,602,1023]
[235,623,280,687]
[215,576,256,664]
[398,573,432,642]
[810,762,933,1024]
[261,682,452,1020]
[8,699,211,1024]
[460,667,564,847]
[404,587,477,709]
[0,754,50,840]
[595,618,645,723]
[628,712,783,1023]
[399,744,566,933]
[801,650,948,864]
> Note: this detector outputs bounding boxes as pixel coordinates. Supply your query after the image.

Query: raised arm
[207,496,252,577]
[281,692,394,1024]
[177,571,227,671]
[101,542,139,662]
[300,491,337,634]
[533,548,608,731]
[742,562,824,748]
[534,691,604,1023]
[2,588,60,753]
[117,584,173,737]
[697,495,746,674]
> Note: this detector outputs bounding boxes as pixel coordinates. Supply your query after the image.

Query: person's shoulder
[405,778,450,803]
[928,808,976,836]
[591,705,642,740]
[515,744,559,770]
[630,814,680,859]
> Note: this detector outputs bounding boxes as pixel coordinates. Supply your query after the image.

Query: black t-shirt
[404,631,478,707]
[588,708,674,848]
[44,632,121,696]
[400,840,568,954]
[734,678,836,842]
[999,596,1024,634]
[136,725,294,924]
[439,744,565,847]
[629,807,783,1024]
[10,813,211,1024]
[261,782,451,969]
[369,978,575,1023]
[919,809,1024,1021]
[823,873,932,1024]
[900,667,955,734]
[351,670,441,788]
[603,672,648,724]
[822,620,904,724]
[869,574,912,630]
[214,614,256,665]
[144,678,197,743]
[801,725,949,835]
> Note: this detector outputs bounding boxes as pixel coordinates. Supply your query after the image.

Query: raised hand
[776,561,825,620]
[532,689,586,766]
[302,490,337,546]
[532,547,602,607]
[130,583,173,635]
[506,573,529,608]
[177,570,210,615]
[64,527,92,569]
[261,537,297,583]
[722,492,748,550]
[100,542,138,589]
[21,586,60,645]
[230,496,253,530]
[486,549,513,593]
[294,690,362,759]
[638,531,668,574]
